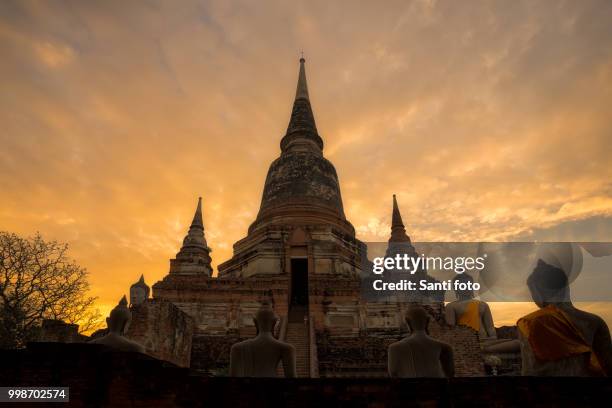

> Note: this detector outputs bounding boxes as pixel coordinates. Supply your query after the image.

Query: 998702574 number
[0,387,69,402]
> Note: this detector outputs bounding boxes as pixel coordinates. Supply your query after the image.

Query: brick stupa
[145,58,486,377]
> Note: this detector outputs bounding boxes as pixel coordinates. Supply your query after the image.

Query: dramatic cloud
[1,0,611,319]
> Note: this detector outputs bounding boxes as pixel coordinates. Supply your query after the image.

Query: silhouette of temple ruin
[103,58,486,377]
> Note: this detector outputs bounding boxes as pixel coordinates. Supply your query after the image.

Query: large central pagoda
[218,58,362,279]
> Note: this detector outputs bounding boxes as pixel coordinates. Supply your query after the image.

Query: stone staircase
[278,306,310,377]
[285,321,310,377]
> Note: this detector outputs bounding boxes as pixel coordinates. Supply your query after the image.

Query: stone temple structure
[127,58,486,377]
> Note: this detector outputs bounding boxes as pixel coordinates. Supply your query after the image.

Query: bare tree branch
[0,231,103,348]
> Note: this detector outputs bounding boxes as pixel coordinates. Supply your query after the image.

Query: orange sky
[1,0,611,325]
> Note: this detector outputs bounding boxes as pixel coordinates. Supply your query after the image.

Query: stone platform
[0,343,609,407]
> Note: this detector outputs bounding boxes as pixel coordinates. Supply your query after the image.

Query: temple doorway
[290,258,309,308]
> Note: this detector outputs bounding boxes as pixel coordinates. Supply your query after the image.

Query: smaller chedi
[169,197,213,277]
[129,274,150,306]
[388,306,454,378]
[384,195,443,302]
[89,295,145,353]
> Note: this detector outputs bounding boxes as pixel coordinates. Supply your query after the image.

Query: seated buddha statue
[388,306,455,378]
[485,260,612,376]
[445,273,498,341]
[229,302,296,377]
[89,295,145,353]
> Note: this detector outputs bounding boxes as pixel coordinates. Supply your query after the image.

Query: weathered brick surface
[0,343,610,407]
[190,334,240,375]
[317,333,395,377]
[429,320,486,377]
[126,299,194,367]
[152,274,487,376]
[316,324,485,378]
[308,284,486,377]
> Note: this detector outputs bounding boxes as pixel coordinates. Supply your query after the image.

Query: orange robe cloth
[457,300,481,332]
[517,305,603,375]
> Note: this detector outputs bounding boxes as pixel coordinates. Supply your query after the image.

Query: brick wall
[153,275,290,332]
[0,343,609,407]
[428,320,486,377]
[317,333,394,377]
[190,334,240,375]
[126,299,194,367]
[315,325,485,378]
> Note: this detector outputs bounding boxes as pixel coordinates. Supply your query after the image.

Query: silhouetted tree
[0,231,101,348]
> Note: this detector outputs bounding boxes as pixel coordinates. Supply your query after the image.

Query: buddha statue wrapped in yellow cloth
[484,259,612,376]
[518,303,604,375]
[445,274,497,340]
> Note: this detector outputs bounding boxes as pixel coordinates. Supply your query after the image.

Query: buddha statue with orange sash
[485,259,612,376]
[445,273,498,341]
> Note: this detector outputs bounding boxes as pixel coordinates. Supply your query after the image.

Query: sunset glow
[1,0,611,324]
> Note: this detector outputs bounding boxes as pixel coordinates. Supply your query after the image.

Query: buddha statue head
[253,302,278,335]
[405,306,430,334]
[527,259,570,307]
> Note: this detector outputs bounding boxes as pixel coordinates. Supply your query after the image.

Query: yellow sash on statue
[457,300,481,332]
[517,305,603,375]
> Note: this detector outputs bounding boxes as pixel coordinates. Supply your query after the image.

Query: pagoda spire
[389,194,411,243]
[182,196,208,250]
[392,194,404,229]
[295,56,310,100]
[190,196,204,230]
[281,56,323,154]
[169,197,213,276]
